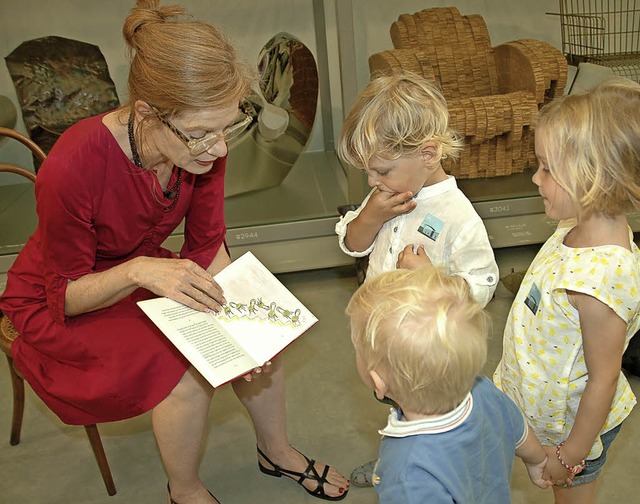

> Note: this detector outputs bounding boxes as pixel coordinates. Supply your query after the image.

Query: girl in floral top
[494,77,640,503]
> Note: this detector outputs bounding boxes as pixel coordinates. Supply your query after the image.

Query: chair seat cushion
[0,315,19,354]
[448,91,537,143]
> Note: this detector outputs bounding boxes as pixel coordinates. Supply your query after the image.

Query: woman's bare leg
[232,358,349,498]
[153,367,218,504]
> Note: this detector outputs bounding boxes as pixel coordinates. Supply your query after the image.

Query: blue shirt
[374,376,527,504]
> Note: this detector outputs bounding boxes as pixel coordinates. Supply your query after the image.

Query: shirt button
[389,247,393,254]
[393,226,398,232]
[487,275,494,283]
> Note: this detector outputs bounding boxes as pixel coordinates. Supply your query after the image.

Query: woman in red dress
[0,1,348,502]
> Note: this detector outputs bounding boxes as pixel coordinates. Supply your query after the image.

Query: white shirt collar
[414,175,457,201]
[378,391,473,438]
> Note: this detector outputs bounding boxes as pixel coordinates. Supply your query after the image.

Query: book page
[138,297,259,387]
[211,252,318,365]
[137,252,317,387]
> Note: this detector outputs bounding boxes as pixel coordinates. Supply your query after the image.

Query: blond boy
[335,72,498,306]
[346,267,551,503]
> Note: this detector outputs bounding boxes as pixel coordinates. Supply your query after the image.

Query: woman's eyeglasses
[150,103,253,156]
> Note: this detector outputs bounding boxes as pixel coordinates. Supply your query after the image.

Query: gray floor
[1,245,639,504]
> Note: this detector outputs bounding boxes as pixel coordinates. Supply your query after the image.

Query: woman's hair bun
[123,0,190,48]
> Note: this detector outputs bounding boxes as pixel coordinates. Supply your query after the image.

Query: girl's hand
[242,361,272,382]
[396,244,432,270]
[542,445,576,487]
[362,188,417,224]
[134,257,226,312]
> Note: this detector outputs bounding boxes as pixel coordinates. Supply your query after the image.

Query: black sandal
[168,482,219,503]
[257,446,348,501]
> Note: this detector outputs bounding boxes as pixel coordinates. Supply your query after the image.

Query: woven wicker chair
[0,127,117,496]
[369,6,567,178]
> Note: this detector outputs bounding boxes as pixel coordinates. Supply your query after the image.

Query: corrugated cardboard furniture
[369,6,568,178]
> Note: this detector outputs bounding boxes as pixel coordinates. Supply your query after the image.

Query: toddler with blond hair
[346,267,551,503]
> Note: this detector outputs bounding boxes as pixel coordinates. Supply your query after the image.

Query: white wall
[0,0,563,180]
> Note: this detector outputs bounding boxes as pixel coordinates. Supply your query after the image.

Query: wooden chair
[0,126,117,496]
[369,6,568,179]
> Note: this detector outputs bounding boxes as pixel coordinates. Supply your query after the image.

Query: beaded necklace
[127,110,182,211]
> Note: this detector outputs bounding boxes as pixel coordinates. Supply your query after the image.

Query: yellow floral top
[494,220,640,458]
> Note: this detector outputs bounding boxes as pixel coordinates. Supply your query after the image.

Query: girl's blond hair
[535,77,640,219]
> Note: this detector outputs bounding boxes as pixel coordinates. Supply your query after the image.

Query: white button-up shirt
[336,176,498,307]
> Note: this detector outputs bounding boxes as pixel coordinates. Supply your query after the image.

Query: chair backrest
[0,128,41,268]
[389,7,499,99]
[0,127,44,182]
[0,127,40,332]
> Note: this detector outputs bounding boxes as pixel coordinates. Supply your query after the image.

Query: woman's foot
[257,445,349,501]
[167,482,220,504]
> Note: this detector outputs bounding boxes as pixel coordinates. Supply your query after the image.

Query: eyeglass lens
[189,115,252,155]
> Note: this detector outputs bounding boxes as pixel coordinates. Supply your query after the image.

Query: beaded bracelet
[556,442,586,475]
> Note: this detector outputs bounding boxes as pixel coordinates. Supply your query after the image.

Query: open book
[137,252,318,387]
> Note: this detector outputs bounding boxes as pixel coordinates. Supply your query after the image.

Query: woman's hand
[242,361,273,382]
[133,257,226,312]
[65,255,225,317]
[396,244,432,270]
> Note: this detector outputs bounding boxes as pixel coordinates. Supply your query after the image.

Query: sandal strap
[257,446,333,498]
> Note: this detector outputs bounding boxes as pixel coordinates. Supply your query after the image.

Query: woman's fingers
[156,259,226,311]
[187,275,226,308]
[242,362,272,382]
[178,284,223,312]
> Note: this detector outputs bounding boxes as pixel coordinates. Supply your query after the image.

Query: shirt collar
[413,175,457,201]
[378,391,473,438]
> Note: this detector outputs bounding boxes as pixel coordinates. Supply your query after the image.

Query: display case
[162,0,354,273]
[1,0,638,277]
[0,0,354,275]
[336,0,640,249]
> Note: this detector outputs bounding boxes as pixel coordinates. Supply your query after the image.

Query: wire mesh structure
[556,0,640,82]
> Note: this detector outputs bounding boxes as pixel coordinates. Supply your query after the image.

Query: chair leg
[84,424,117,496]
[5,355,24,446]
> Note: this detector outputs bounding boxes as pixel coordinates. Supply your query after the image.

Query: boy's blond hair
[337,72,464,169]
[535,77,640,219]
[346,267,488,415]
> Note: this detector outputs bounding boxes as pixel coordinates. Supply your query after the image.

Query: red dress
[0,114,227,425]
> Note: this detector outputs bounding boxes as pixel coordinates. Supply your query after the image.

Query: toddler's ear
[420,141,442,165]
[370,369,388,401]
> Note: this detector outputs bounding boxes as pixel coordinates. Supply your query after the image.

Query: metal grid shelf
[553,0,640,82]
